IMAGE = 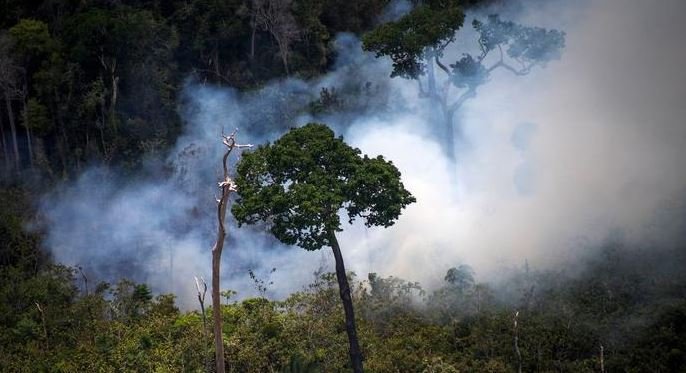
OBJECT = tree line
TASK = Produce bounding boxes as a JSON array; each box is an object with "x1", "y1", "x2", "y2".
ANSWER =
[
  {"x1": 0, "y1": 0, "x2": 393, "y2": 180},
  {"x1": 1, "y1": 186, "x2": 685, "y2": 371}
]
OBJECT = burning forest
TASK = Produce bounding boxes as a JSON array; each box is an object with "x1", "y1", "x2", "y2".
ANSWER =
[{"x1": 1, "y1": 0, "x2": 685, "y2": 371}]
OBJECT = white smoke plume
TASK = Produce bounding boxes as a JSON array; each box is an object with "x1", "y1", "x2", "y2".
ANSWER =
[{"x1": 39, "y1": 0, "x2": 686, "y2": 307}]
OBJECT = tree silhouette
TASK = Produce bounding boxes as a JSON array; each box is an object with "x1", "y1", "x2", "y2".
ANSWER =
[
  {"x1": 233, "y1": 123, "x2": 415, "y2": 372},
  {"x1": 364, "y1": 2, "x2": 565, "y2": 160}
]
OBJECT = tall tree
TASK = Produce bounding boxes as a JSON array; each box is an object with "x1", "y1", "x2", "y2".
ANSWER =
[
  {"x1": 232, "y1": 123, "x2": 416, "y2": 372},
  {"x1": 9, "y1": 19, "x2": 58, "y2": 169},
  {"x1": 211, "y1": 130, "x2": 252, "y2": 373},
  {"x1": 0, "y1": 33, "x2": 22, "y2": 172},
  {"x1": 175, "y1": 0, "x2": 250, "y2": 84},
  {"x1": 363, "y1": 3, "x2": 565, "y2": 160},
  {"x1": 254, "y1": 0, "x2": 300, "y2": 75}
]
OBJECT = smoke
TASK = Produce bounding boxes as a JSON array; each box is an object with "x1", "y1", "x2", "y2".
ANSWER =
[
  {"x1": 39, "y1": 0, "x2": 686, "y2": 307},
  {"x1": 342, "y1": 0, "x2": 686, "y2": 286}
]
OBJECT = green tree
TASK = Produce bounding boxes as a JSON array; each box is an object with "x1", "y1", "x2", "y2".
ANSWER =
[
  {"x1": 444, "y1": 264, "x2": 474, "y2": 293},
  {"x1": 9, "y1": 19, "x2": 63, "y2": 170},
  {"x1": 232, "y1": 123, "x2": 415, "y2": 372},
  {"x1": 364, "y1": 5, "x2": 565, "y2": 160},
  {"x1": 174, "y1": 0, "x2": 251, "y2": 84}
]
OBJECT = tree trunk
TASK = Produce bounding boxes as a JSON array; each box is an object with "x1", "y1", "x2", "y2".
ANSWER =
[
  {"x1": 280, "y1": 43, "x2": 290, "y2": 76},
  {"x1": 426, "y1": 53, "x2": 436, "y2": 96},
  {"x1": 329, "y1": 231, "x2": 364, "y2": 373},
  {"x1": 211, "y1": 143, "x2": 234, "y2": 373},
  {"x1": 4, "y1": 90, "x2": 20, "y2": 171},
  {"x1": 0, "y1": 109, "x2": 9, "y2": 177},
  {"x1": 25, "y1": 125, "x2": 33, "y2": 169},
  {"x1": 599, "y1": 344, "x2": 605, "y2": 373},
  {"x1": 22, "y1": 95, "x2": 33, "y2": 169},
  {"x1": 513, "y1": 311, "x2": 522, "y2": 373},
  {"x1": 211, "y1": 189, "x2": 229, "y2": 373},
  {"x1": 213, "y1": 46, "x2": 221, "y2": 83},
  {"x1": 443, "y1": 107, "x2": 456, "y2": 163},
  {"x1": 109, "y1": 74, "x2": 119, "y2": 132},
  {"x1": 54, "y1": 101, "x2": 69, "y2": 178},
  {"x1": 250, "y1": 16, "x2": 257, "y2": 60}
]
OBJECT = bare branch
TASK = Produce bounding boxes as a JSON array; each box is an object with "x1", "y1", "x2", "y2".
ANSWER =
[
  {"x1": 435, "y1": 56, "x2": 451, "y2": 76},
  {"x1": 487, "y1": 60, "x2": 533, "y2": 76},
  {"x1": 447, "y1": 87, "x2": 477, "y2": 113},
  {"x1": 486, "y1": 46, "x2": 535, "y2": 76}
]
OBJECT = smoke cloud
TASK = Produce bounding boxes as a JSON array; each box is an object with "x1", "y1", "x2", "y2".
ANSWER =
[{"x1": 39, "y1": 0, "x2": 686, "y2": 307}]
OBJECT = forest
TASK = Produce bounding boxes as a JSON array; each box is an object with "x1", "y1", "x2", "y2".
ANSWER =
[{"x1": 1, "y1": 0, "x2": 686, "y2": 372}]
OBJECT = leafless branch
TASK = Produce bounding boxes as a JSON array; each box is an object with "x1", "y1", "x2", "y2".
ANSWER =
[
  {"x1": 435, "y1": 56, "x2": 451, "y2": 76},
  {"x1": 447, "y1": 87, "x2": 476, "y2": 113}
]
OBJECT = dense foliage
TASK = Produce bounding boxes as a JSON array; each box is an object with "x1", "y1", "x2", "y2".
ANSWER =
[
  {"x1": 0, "y1": 0, "x2": 396, "y2": 180},
  {"x1": 2, "y1": 190, "x2": 685, "y2": 371},
  {"x1": 363, "y1": 5, "x2": 565, "y2": 159},
  {"x1": 233, "y1": 123, "x2": 415, "y2": 250},
  {"x1": 1, "y1": 1, "x2": 685, "y2": 372}
]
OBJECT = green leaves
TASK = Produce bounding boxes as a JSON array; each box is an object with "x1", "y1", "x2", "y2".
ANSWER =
[
  {"x1": 474, "y1": 15, "x2": 565, "y2": 65},
  {"x1": 364, "y1": 9, "x2": 565, "y2": 81},
  {"x1": 233, "y1": 123, "x2": 415, "y2": 251},
  {"x1": 21, "y1": 98, "x2": 53, "y2": 136},
  {"x1": 9, "y1": 19, "x2": 56, "y2": 60},
  {"x1": 362, "y1": 0, "x2": 465, "y2": 78}
]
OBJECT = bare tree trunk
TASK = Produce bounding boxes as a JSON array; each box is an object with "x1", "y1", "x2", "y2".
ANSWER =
[
  {"x1": 4, "y1": 90, "x2": 20, "y2": 171},
  {"x1": 195, "y1": 277, "x2": 210, "y2": 373},
  {"x1": 77, "y1": 266, "x2": 89, "y2": 296},
  {"x1": 513, "y1": 311, "x2": 522, "y2": 373},
  {"x1": 50, "y1": 93, "x2": 69, "y2": 178},
  {"x1": 281, "y1": 53, "x2": 290, "y2": 75},
  {"x1": 25, "y1": 125, "x2": 33, "y2": 169},
  {"x1": 275, "y1": 38, "x2": 290, "y2": 75},
  {"x1": 109, "y1": 73, "x2": 119, "y2": 132},
  {"x1": 211, "y1": 132, "x2": 252, "y2": 373},
  {"x1": 426, "y1": 53, "x2": 436, "y2": 96},
  {"x1": 599, "y1": 343, "x2": 605, "y2": 373},
  {"x1": 250, "y1": 15, "x2": 257, "y2": 60},
  {"x1": 329, "y1": 231, "x2": 364, "y2": 373},
  {"x1": 213, "y1": 46, "x2": 221, "y2": 83},
  {"x1": 22, "y1": 104, "x2": 34, "y2": 171},
  {"x1": 443, "y1": 108, "x2": 456, "y2": 163},
  {"x1": 35, "y1": 302, "x2": 49, "y2": 351},
  {"x1": 211, "y1": 186, "x2": 228, "y2": 373},
  {"x1": 0, "y1": 110, "x2": 9, "y2": 177},
  {"x1": 99, "y1": 55, "x2": 118, "y2": 132}
]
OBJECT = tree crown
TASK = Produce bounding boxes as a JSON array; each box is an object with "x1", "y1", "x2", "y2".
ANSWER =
[
  {"x1": 362, "y1": 0, "x2": 465, "y2": 78},
  {"x1": 232, "y1": 123, "x2": 416, "y2": 251},
  {"x1": 363, "y1": 6, "x2": 565, "y2": 81}
]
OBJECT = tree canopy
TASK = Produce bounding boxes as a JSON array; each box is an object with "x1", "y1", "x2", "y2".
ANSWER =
[
  {"x1": 362, "y1": 0, "x2": 465, "y2": 79},
  {"x1": 232, "y1": 123, "x2": 416, "y2": 251},
  {"x1": 363, "y1": 6, "x2": 566, "y2": 159}
]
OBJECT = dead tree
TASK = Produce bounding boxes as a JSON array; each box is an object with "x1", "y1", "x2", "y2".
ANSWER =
[
  {"x1": 255, "y1": 0, "x2": 300, "y2": 75},
  {"x1": 211, "y1": 130, "x2": 252, "y2": 373},
  {"x1": 599, "y1": 343, "x2": 605, "y2": 373},
  {"x1": 513, "y1": 310, "x2": 522, "y2": 373},
  {"x1": 77, "y1": 266, "x2": 89, "y2": 296},
  {"x1": 194, "y1": 276, "x2": 209, "y2": 372},
  {"x1": 35, "y1": 302, "x2": 48, "y2": 351}
]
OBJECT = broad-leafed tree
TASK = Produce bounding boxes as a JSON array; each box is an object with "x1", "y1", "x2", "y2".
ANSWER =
[
  {"x1": 363, "y1": 2, "x2": 565, "y2": 159},
  {"x1": 232, "y1": 123, "x2": 415, "y2": 372}
]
